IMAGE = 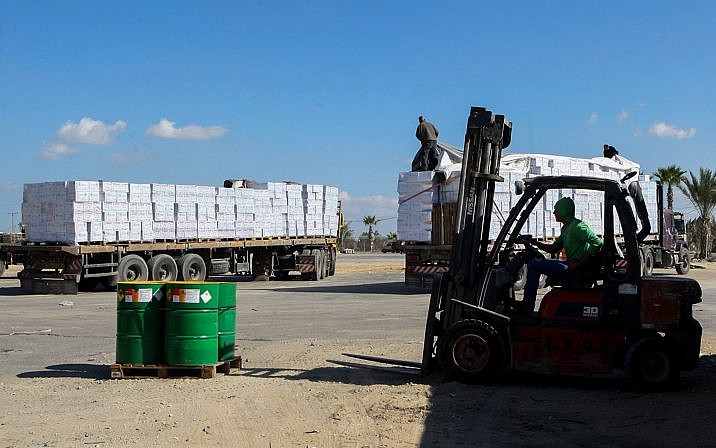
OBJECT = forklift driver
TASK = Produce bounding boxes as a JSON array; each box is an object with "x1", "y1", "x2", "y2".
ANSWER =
[{"x1": 520, "y1": 197, "x2": 604, "y2": 313}]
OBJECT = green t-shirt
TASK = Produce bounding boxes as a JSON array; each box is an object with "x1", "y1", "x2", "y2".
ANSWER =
[{"x1": 552, "y1": 219, "x2": 603, "y2": 262}]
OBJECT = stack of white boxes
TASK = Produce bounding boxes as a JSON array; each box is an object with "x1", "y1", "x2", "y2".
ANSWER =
[
  {"x1": 397, "y1": 172, "x2": 434, "y2": 242},
  {"x1": 323, "y1": 186, "x2": 340, "y2": 236},
  {"x1": 22, "y1": 180, "x2": 340, "y2": 244},
  {"x1": 128, "y1": 183, "x2": 153, "y2": 241},
  {"x1": 303, "y1": 184, "x2": 325, "y2": 236},
  {"x1": 152, "y1": 183, "x2": 176, "y2": 239},
  {"x1": 397, "y1": 153, "x2": 659, "y2": 242},
  {"x1": 235, "y1": 188, "x2": 255, "y2": 238},
  {"x1": 102, "y1": 182, "x2": 130, "y2": 242},
  {"x1": 216, "y1": 187, "x2": 237, "y2": 239},
  {"x1": 286, "y1": 184, "x2": 305, "y2": 237}
]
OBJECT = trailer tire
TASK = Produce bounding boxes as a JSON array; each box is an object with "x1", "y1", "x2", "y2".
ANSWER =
[
  {"x1": 675, "y1": 248, "x2": 690, "y2": 275},
  {"x1": 642, "y1": 247, "x2": 654, "y2": 276},
  {"x1": 322, "y1": 249, "x2": 330, "y2": 279},
  {"x1": 148, "y1": 254, "x2": 178, "y2": 281},
  {"x1": 328, "y1": 247, "x2": 336, "y2": 276},
  {"x1": 117, "y1": 255, "x2": 149, "y2": 282},
  {"x1": 309, "y1": 249, "x2": 322, "y2": 281},
  {"x1": 78, "y1": 277, "x2": 100, "y2": 292},
  {"x1": 178, "y1": 253, "x2": 207, "y2": 281}
]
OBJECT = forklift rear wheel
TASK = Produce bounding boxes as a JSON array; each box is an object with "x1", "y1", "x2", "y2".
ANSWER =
[
  {"x1": 625, "y1": 337, "x2": 678, "y2": 390},
  {"x1": 440, "y1": 319, "x2": 504, "y2": 384},
  {"x1": 675, "y1": 248, "x2": 690, "y2": 275}
]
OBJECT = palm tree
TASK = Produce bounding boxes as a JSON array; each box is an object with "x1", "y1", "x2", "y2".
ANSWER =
[
  {"x1": 363, "y1": 215, "x2": 377, "y2": 251},
  {"x1": 679, "y1": 168, "x2": 716, "y2": 258},
  {"x1": 338, "y1": 222, "x2": 353, "y2": 251},
  {"x1": 386, "y1": 232, "x2": 398, "y2": 241},
  {"x1": 654, "y1": 165, "x2": 686, "y2": 210}
]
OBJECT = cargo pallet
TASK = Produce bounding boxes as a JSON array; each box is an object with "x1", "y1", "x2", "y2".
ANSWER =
[{"x1": 110, "y1": 356, "x2": 242, "y2": 379}]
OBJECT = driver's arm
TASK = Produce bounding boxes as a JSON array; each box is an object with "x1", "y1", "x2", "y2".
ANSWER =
[{"x1": 534, "y1": 237, "x2": 562, "y2": 255}]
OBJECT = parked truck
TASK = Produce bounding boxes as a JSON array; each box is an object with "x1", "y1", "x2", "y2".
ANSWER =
[
  {"x1": 0, "y1": 180, "x2": 340, "y2": 294},
  {"x1": 399, "y1": 161, "x2": 690, "y2": 289}
]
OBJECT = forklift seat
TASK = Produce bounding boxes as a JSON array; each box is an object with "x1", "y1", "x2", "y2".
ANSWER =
[{"x1": 544, "y1": 251, "x2": 603, "y2": 290}]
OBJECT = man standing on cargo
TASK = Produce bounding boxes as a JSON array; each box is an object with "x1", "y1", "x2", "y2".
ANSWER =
[
  {"x1": 520, "y1": 197, "x2": 603, "y2": 314},
  {"x1": 411, "y1": 116, "x2": 440, "y2": 171}
]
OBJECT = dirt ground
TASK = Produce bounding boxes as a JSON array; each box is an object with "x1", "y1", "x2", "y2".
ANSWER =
[{"x1": 1, "y1": 256, "x2": 715, "y2": 448}]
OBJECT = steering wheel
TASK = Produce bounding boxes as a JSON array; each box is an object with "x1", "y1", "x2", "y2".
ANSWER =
[{"x1": 516, "y1": 234, "x2": 545, "y2": 261}]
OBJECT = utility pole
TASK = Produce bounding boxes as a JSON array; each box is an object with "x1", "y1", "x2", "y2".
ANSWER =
[{"x1": 8, "y1": 212, "x2": 18, "y2": 243}]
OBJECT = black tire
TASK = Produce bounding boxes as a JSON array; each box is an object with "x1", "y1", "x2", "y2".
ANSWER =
[
  {"x1": 178, "y1": 253, "x2": 207, "y2": 281},
  {"x1": 625, "y1": 337, "x2": 679, "y2": 390},
  {"x1": 148, "y1": 254, "x2": 178, "y2": 281},
  {"x1": 313, "y1": 249, "x2": 325, "y2": 280},
  {"x1": 322, "y1": 249, "x2": 330, "y2": 278},
  {"x1": 439, "y1": 319, "x2": 505, "y2": 384},
  {"x1": 117, "y1": 254, "x2": 149, "y2": 282},
  {"x1": 328, "y1": 247, "x2": 336, "y2": 276},
  {"x1": 78, "y1": 276, "x2": 100, "y2": 292},
  {"x1": 101, "y1": 275, "x2": 118, "y2": 290},
  {"x1": 642, "y1": 248, "x2": 654, "y2": 276},
  {"x1": 675, "y1": 248, "x2": 690, "y2": 275},
  {"x1": 513, "y1": 264, "x2": 527, "y2": 291}
]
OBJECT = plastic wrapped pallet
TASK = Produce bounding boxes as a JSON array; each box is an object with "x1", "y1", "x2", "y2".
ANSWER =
[{"x1": 398, "y1": 150, "x2": 658, "y2": 242}]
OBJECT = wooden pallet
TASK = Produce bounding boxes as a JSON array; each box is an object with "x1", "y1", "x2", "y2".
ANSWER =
[{"x1": 110, "y1": 356, "x2": 242, "y2": 379}]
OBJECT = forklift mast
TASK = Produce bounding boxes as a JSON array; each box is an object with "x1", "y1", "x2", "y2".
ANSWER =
[{"x1": 446, "y1": 107, "x2": 512, "y2": 307}]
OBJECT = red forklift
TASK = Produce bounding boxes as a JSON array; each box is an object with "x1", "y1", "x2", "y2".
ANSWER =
[{"x1": 339, "y1": 106, "x2": 702, "y2": 389}]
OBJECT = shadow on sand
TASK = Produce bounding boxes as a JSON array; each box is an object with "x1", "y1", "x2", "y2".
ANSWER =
[{"x1": 17, "y1": 363, "x2": 109, "y2": 379}]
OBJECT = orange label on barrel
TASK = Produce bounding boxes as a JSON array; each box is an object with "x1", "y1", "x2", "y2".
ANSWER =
[{"x1": 171, "y1": 288, "x2": 200, "y2": 303}]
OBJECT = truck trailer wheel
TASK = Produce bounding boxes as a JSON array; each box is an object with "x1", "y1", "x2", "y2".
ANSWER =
[
  {"x1": 311, "y1": 249, "x2": 323, "y2": 280},
  {"x1": 439, "y1": 319, "x2": 505, "y2": 384},
  {"x1": 322, "y1": 249, "x2": 330, "y2": 278},
  {"x1": 675, "y1": 248, "x2": 690, "y2": 275},
  {"x1": 328, "y1": 247, "x2": 336, "y2": 276},
  {"x1": 178, "y1": 253, "x2": 207, "y2": 281},
  {"x1": 625, "y1": 336, "x2": 679, "y2": 390},
  {"x1": 642, "y1": 248, "x2": 654, "y2": 276},
  {"x1": 148, "y1": 254, "x2": 178, "y2": 281},
  {"x1": 117, "y1": 255, "x2": 149, "y2": 282}
]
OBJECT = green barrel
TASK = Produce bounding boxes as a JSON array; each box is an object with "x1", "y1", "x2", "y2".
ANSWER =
[
  {"x1": 165, "y1": 282, "x2": 220, "y2": 365},
  {"x1": 218, "y1": 282, "x2": 237, "y2": 361},
  {"x1": 116, "y1": 281, "x2": 165, "y2": 365}
]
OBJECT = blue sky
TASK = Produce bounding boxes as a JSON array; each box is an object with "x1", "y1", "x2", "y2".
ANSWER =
[{"x1": 1, "y1": 1, "x2": 713, "y2": 235}]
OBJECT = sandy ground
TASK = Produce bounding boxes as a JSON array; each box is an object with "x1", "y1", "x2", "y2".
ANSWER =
[{"x1": 1, "y1": 256, "x2": 715, "y2": 448}]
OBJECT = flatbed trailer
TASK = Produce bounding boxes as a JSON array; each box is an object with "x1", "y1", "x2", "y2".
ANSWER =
[{"x1": 0, "y1": 236, "x2": 337, "y2": 294}]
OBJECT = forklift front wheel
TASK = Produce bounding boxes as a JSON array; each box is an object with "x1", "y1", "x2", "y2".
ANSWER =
[
  {"x1": 625, "y1": 337, "x2": 679, "y2": 390},
  {"x1": 440, "y1": 319, "x2": 504, "y2": 384}
]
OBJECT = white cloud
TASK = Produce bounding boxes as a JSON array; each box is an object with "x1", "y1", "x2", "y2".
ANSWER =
[
  {"x1": 57, "y1": 117, "x2": 126, "y2": 145},
  {"x1": 110, "y1": 151, "x2": 149, "y2": 164},
  {"x1": 40, "y1": 142, "x2": 80, "y2": 160},
  {"x1": 146, "y1": 118, "x2": 227, "y2": 140},
  {"x1": 616, "y1": 110, "x2": 630, "y2": 124},
  {"x1": 339, "y1": 191, "x2": 398, "y2": 232},
  {"x1": 586, "y1": 113, "x2": 599, "y2": 125},
  {"x1": 649, "y1": 122, "x2": 696, "y2": 140}
]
